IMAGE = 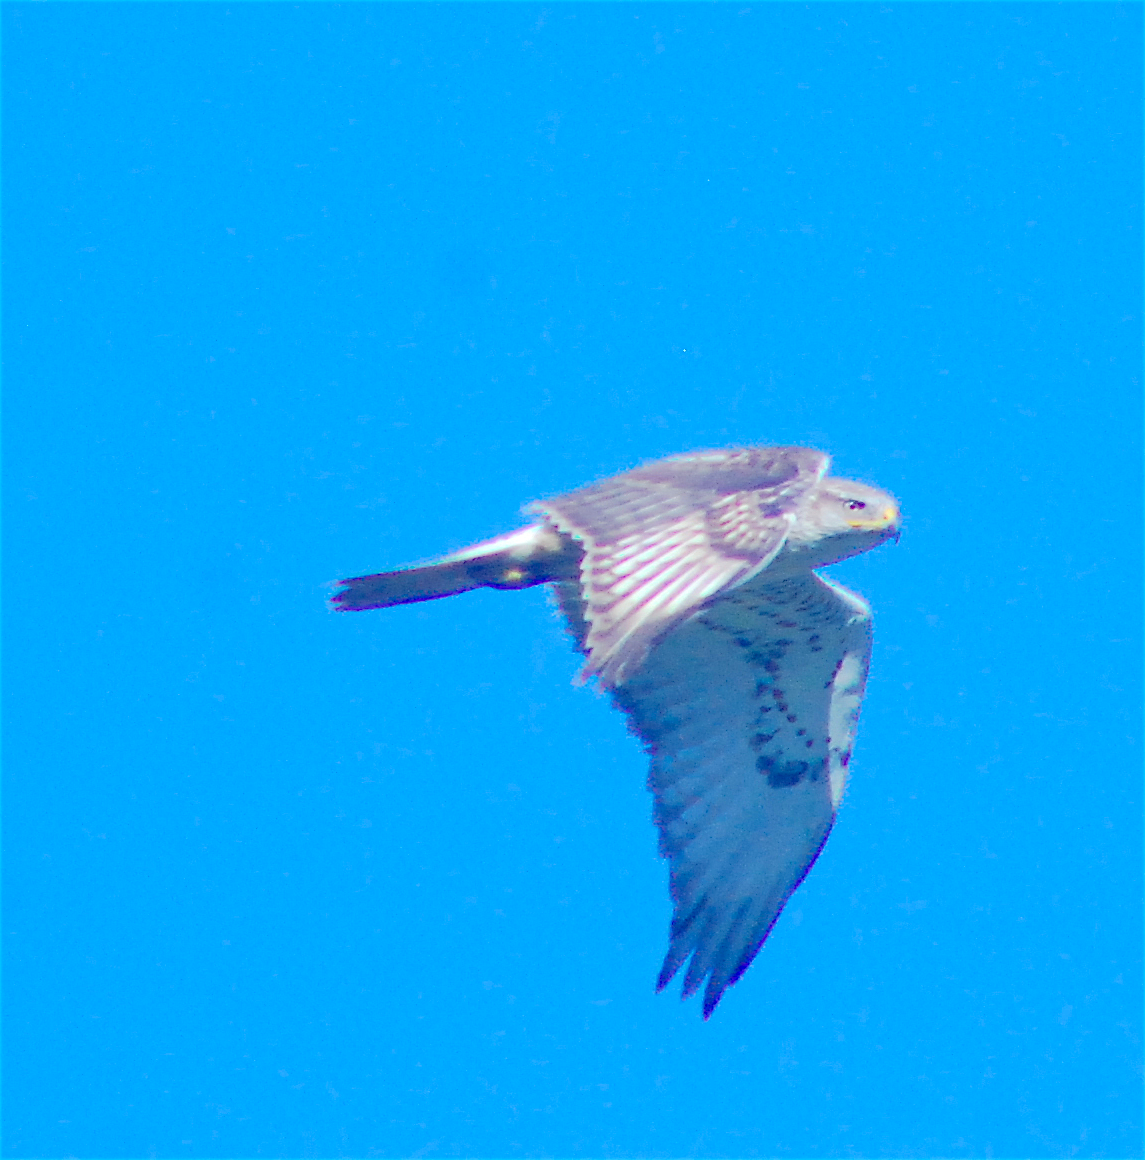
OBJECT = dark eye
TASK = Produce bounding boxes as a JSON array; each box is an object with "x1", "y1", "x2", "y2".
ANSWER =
[{"x1": 846, "y1": 500, "x2": 867, "y2": 511}]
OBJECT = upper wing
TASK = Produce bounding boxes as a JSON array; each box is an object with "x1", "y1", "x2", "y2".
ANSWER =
[
  {"x1": 613, "y1": 570, "x2": 873, "y2": 1017},
  {"x1": 533, "y1": 446, "x2": 829, "y2": 685}
]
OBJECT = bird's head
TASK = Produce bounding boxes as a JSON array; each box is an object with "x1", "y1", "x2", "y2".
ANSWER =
[{"x1": 786, "y1": 476, "x2": 901, "y2": 567}]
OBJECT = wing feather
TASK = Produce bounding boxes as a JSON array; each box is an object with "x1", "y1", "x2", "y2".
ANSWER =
[
  {"x1": 532, "y1": 447, "x2": 829, "y2": 684},
  {"x1": 614, "y1": 571, "x2": 873, "y2": 1017},
  {"x1": 605, "y1": 538, "x2": 707, "y2": 600},
  {"x1": 331, "y1": 443, "x2": 893, "y2": 1020}
]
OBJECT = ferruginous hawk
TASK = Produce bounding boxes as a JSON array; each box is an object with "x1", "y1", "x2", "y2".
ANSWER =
[{"x1": 332, "y1": 445, "x2": 900, "y2": 1017}]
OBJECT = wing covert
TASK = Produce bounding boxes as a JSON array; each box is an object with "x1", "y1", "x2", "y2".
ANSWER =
[{"x1": 533, "y1": 446, "x2": 829, "y2": 685}]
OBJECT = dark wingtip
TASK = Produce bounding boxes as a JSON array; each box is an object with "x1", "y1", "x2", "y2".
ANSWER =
[
  {"x1": 656, "y1": 945, "x2": 687, "y2": 994},
  {"x1": 657, "y1": 961, "x2": 724, "y2": 1019},
  {"x1": 702, "y1": 982, "x2": 726, "y2": 1020}
]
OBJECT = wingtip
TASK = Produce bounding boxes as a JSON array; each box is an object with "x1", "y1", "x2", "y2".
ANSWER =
[
  {"x1": 656, "y1": 962, "x2": 726, "y2": 1020},
  {"x1": 656, "y1": 942, "x2": 689, "y2": 994},
  {"x1": 702, "y1": 974, "x2": 732, "y2": 1019}
]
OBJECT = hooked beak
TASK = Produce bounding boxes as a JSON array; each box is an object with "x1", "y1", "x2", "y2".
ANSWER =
[{"x1": 847, "y1": 504, "x2": 900, "y2": 532}]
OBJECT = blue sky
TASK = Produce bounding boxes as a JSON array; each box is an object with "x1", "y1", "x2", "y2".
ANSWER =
[{"x1": 3, "y1": 4, "x2": 1140, "y2": 1158}]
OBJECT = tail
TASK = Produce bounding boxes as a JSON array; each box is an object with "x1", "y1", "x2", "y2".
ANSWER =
[{"x1": 330, "y1": 524, "x2": 581, "y2": 612}]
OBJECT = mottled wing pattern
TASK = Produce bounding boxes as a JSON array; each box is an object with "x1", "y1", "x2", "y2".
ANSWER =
[
  {"x1": 614, "y1": 571, "x2": 873, "y2": 1017},
  {"x1": 533, "y1": 447, "x2": 829, "y2": 685}
]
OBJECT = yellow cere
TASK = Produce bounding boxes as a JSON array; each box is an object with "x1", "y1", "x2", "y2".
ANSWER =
[{"x1": 848, "y1": 505, "x2": 899, "y2": 530}]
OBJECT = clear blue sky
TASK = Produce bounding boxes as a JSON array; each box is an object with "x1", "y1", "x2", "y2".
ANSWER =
[{"x1": 4, "y1": 4, "x2": 1140, "y2": 1158}]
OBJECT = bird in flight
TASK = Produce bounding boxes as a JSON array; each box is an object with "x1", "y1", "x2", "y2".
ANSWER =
[{"x1": 332, "y1": 445, "x2": 900, "y2": 1017}]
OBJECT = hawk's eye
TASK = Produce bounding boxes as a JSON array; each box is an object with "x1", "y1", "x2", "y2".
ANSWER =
[{"x1": 846, "y1": 500, "x2": 867, "y2": 511}]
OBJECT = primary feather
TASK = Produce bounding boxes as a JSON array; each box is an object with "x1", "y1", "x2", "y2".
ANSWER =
[{"x1": 331, "y1": 444, "x2": 900, "y2": 1016}]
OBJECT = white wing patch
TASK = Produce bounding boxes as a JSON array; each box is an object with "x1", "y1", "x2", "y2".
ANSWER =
[{"x1": 613, "y1": 571, "x2": 873, "y2": 1017}]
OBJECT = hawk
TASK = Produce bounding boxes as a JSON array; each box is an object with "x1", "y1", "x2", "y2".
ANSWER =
[{"x1": 332, "y1": 445, "x2": 900, "y2": 1017}]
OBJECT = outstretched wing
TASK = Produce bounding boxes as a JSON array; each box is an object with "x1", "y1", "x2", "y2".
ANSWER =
[
  {"x1": 533, "y1": 446, "x2": 829, "y2": 685},
  {"x1": 614, "y1": 570, "x2": 873, "y2": 1018}
]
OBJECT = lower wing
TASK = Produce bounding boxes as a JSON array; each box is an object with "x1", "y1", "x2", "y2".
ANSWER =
[{"x1": 614, "y1": 570, "x2": 873, "y2": 1017}]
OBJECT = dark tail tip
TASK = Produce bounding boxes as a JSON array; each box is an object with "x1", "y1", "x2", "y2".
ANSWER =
[
  {"x1": 329, "y1": 561, "x2": 488, "y2": 612},
  {"x1": 329, "y1": 574, "x2": 396, "y2": 612}
]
